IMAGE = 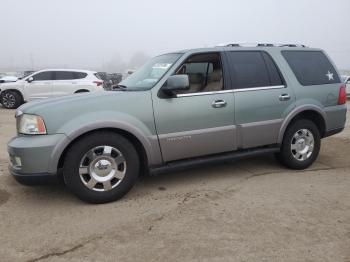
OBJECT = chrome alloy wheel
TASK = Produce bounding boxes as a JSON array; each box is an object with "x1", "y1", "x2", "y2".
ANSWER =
[
  {"x1": 2, "y1": 93, "x2": 16, "y2": 108},
  {"x1": 79, "y1": 145, "x2": 126, "y2": 192},
  {"x1": 290, "y1": 129, "x2": 314, "y2": 161}
]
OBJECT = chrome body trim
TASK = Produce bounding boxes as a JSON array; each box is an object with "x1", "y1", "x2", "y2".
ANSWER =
[
  {"x1": 176, "y1": 85, "x2": 285, "y2": 97},
  {"x1": 234, "y1": 85, "x2": 285, "y2": 92},
  {"x1": 176, "y1": 90, "x2": 234, "y2": 97}
]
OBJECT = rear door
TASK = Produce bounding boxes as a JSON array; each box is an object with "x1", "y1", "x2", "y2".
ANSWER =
[
  {"x1": 24, "y1": 71, "x2": 54, "y2": 100},
  {"x1": 225, "y1": 51, "x2": 295, "y2": 148},
  {"x1": 281, "y1": 50, "x2": 344, "y2": 130},
  {"x1": 153, "y1": 52, "x2": 237, "y2": 162},
  {"x1": 51, "y1": 71, "x2": 80, "y2": 96}
]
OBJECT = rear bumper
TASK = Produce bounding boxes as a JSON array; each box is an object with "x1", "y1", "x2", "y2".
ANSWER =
[
  {"x1": 324, "y1": 104, "x2": 347, "y2": 136},
  {"x1": 323, "y1": 127, "x2": 345, "y2": 138}
]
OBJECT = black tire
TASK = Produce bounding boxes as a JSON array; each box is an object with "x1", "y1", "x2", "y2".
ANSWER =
[
  {"x1": 62, "y1": 131, "x2": 140, "y2": 204},
  {"x1": 1, "y1": 90, "x2": 23, "y2": 109},
  {"x1": 275, "y1": 119, "x2": 320, "y2": 170}
]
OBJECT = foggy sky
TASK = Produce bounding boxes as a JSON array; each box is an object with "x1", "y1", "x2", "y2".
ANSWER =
[{"x1": 1, "y1": 0, "x2": 350, "y2": 72}]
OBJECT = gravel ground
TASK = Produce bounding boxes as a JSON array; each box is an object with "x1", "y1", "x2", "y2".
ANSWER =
[{"x1": 0, "y1": 102, "x2": 349, "y2": 262}]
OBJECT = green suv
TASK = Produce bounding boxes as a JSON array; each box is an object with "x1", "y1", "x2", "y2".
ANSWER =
[{"x1": 8, "y1": 44, "x2": 347, "y2": 203}]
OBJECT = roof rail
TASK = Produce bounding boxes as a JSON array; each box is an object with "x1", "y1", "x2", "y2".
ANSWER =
[
  {"x1": 216, "y1": 43, "x2": 307, "y2": 48},
  {"x1": 279, "y1": 44, "x2": 307, "y2": 47}
]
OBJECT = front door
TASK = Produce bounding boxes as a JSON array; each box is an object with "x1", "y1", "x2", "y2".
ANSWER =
[
  {"x1": 24, "y1": 71, "x2": 54, "y2": 101},
  {"x1": 153, "y1": 52, "x2": 237, "y2": 162}
]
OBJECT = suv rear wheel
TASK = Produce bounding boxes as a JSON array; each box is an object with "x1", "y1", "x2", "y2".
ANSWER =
[
  {"x1": 1, "y1": 90, "x2": 22, "y2": 109},
  {"x1": 276, "y1": 119, "x2": 320, "y2": 169},
  {"x1": 63, "y1": 131, "x2": 140, "y2": 203}
]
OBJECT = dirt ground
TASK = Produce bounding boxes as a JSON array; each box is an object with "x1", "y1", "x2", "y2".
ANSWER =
[{"x1": 0, "y1": 103, "x2": 349, "y2": 262}]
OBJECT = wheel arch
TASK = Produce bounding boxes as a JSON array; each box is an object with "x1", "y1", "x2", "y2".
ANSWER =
[
  {"x1": 57, "y1": 127, "x2": 151, "y2": 178},
  {"x1": 278, "y1": 105, "x2": 327, "y2": 143}
]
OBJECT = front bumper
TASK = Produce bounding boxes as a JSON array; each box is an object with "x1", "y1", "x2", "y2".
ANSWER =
[
  {"x1": 9, "y1": 168, "x2": 60, "y2": 185},
  {"x1": 7, "y1": 133, "x2": 70, "y2": 181}
]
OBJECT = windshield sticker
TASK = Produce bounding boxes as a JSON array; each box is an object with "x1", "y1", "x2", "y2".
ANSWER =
[{"x1": 153, "y1": 63, "x2": 172, "y2": 69}]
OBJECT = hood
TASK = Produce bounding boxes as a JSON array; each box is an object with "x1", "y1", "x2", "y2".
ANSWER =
[
  {"x1": 17, "y1": 90, "x2": 154, "y2": 134},
  {"x1": 18, "y1": 91, "x2": 100, "y2": 112},
  {"x1": 19, "y1": 90, "x2": 150, "y2": 115},
  {"x1": 0, "y1": 79, "x2": 22, "y2": 87},
  {"x1": 0, "y1": 76, "x2": 18, "y2": 82}
]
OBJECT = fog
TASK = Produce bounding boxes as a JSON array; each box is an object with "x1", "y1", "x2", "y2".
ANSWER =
[{"x1": 1, "y1": 0, "x2": 350, "y2": 72}]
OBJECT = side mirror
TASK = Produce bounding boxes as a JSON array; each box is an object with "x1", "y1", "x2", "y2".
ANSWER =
[
  {"x1": 27, "y1": 77, "x2": 34, "y2": 83},
  {"x1": 162, "y1": 75, "x2": 189, "y2": 97}
]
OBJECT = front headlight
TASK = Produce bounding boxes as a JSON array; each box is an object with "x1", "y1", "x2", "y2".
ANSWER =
[{"x1": 17, "y1": 114, "x2": 47, "y2": 135}]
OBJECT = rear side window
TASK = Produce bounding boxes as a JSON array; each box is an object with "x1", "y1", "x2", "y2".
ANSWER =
[
  {"x1": 54, "y1": 71, "x2": 76, "y2": 80},
  {"x1": 74, "y1": 72, "x2": 87, "y2": 79},
  {"x1": 32, "y1": 71, "x2": 54, "y2": 81},
  {"x1": 282, "y1": 51, "x2": 340, "y2": 86},
  {"x1": 226, "y1": 51, "x2": 282, "y2": 89}
]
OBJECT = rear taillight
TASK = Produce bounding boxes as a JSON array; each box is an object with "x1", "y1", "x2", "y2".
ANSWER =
[
  {"x1": 93, "y1": 80, "x2": 103, "y2": 87},
  {"x1": 338, "y1": 85, "x2": 346, "y2": 105}
]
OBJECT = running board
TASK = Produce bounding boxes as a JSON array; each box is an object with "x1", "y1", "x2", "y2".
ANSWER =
[{"x1": 150, "y1": 147, "x2": 280, "y2": 175}]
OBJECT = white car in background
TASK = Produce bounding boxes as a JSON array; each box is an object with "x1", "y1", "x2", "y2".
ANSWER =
[
  {"x1": 0, "y1": 76, "x2": 18, "y2": 84},
  {"x1": 0, "y1": 69, "x2": 104, "y2": 109},
  {"x1": 343, "y1": 76, "x2": 350, "y2": 98}
]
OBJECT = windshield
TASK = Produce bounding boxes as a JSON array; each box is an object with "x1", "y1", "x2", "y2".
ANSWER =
[
  {"x1": 119, "y1": 53, "x2": 182, "y2": 90},
  {"x1": 19, "y1": 71, "x2": 36, "y2": 80}
]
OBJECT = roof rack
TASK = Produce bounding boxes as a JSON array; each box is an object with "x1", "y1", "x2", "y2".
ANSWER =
[{"x1": 216, "y1": 43, "x2": 307, "y2": 48}]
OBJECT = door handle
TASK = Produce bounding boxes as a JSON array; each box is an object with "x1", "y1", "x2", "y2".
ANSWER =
[
  {"x1": 212, "y1": 99, "x2": 227, "y2": 108},
  {"x1": 279, "y1": 94, "x2": 291, "y2": 101}
]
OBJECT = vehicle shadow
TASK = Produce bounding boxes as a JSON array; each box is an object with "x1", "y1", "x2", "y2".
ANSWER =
[
  {"x1": 2, "y1": 154, "x2": 281, "y2": 205},
  {"x1": 3, "y1": 139, "x2": 347, "y2": 206}
]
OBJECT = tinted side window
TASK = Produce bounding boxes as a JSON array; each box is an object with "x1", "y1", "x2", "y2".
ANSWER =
[
  {"x1": 74, "y1": 72, "x2": 87, "y2": 79},
  {"x1": 226, "y1": 51, "x2": 270, "y2": 89},
  {"x1": 175, "y1": 52, "x2": 223, "y2": 94},
  {"x1": 282, "y1": 51, "x2": 340, "y2": 86},
  {"x1": 32, "y1": 71, "x2": 54, "y2": 81},
  {"x1": 54, "y1": 71, "x2": 76, "y2": 80},
  {"x1": 262, "y1": 52, "x2": 284, "y2": 86}
]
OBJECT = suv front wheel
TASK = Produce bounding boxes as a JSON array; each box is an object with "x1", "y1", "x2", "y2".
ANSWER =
[
  {"x1": 63, "y1": 131, "x2": 140, "y2": 203},
  {"x1": 276, "y1": 119, "x2": 320, "y2": 170}
]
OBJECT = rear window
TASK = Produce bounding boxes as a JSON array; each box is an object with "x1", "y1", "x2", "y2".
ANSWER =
[
  {"x1": 94, "y1": 73, "x2": 103, "y2": 80},
  {"x1": 282, "y1": 51, "x2": 340, "y2": 86}
]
